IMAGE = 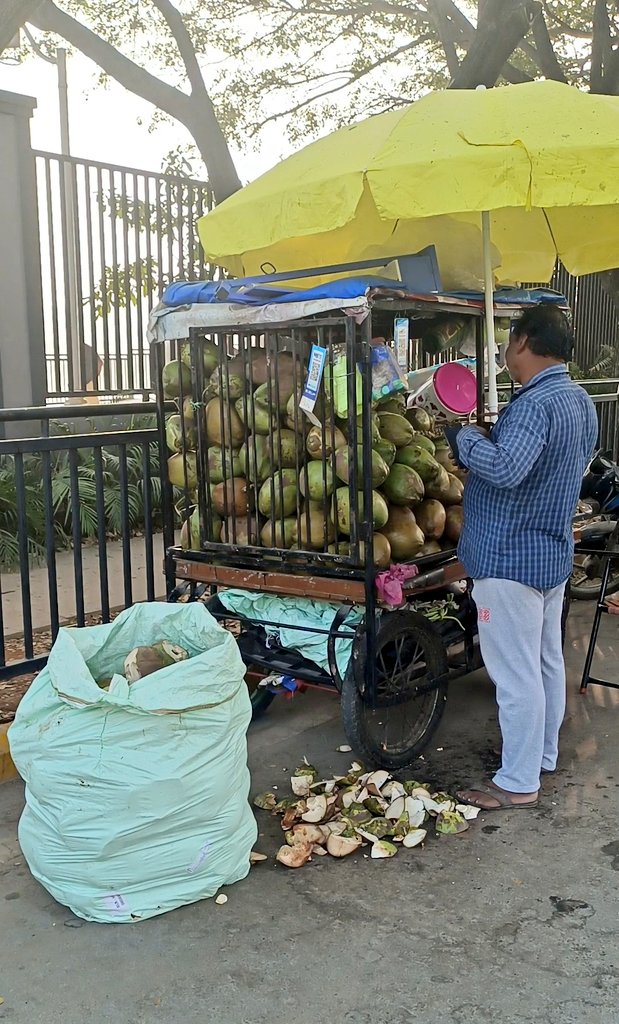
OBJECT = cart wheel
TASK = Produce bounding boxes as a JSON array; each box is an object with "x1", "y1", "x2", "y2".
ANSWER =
[
  {"x1": 340, "y1": 610, "x2": 448, "y2": 770},
  {"x1": 245, "y1": 665, "x2": 275, "y2": 720}
]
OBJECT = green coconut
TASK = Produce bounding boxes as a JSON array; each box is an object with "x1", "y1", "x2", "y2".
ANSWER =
[
  {"x1": 258, "y1": 470, "x2": 299, "y2": 518},
  {"x1": 405, "y1": 406, "x2": 435, "y2": 433},
  {"x1": 168, "y1": 451, "x2": 198, "y2": 490},
  {"x1": 260, "y1": 517, "x2": 297, "y2": 548},
  {"x1": 374, "y1": 439, "x2": 397, "y2": 468},
  {"x1": 335, "y1": 446, "x2": 389, "y2": 489},
  {"x1": 269, "y1": 428, "x2": 300, "y2": 469},
  {"x1": 235, "y1": 396, "x2": 279, "y2": 435},
  {"x1": 179, "y1": 338, "x2": 219, "y2": 376},
  {"x1": 240, "y1": 435, "x2": 272, "y2": 484},
  {"x1": 209, "y1": 365, "x2": 246, "y2": 400},
  {"x1": 300, "y1": 461, "x2": 335, "y2": 502},
  {"x1": 377, "y1": 412, "x2": 415, "y2": 448},
  {"x1": 165, "y1": 414, "x2": 196, "y2": 453},
  {"x1": 161, "y1": 360, "x2": 192, "y2": 399},
  {"x1": 334, "y1": 487, "x2": 389, "y2": 534},
  {"x1": 381, "y1": 464, "x2": 425, "y2": 506},
  {"x1": 207, "y1": 446, "x2": 243, "y2": 485},
  {"x1": 205, "y1": 398, "x2": 246, "y2": 448},
  {"x1": 306, "y1": 425, "x2": 347, "y2": 461}
]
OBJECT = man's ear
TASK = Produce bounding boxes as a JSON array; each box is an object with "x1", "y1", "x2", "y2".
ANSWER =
[{"x1": 514, "y1": 334, "x2": 529, "y2": 354}]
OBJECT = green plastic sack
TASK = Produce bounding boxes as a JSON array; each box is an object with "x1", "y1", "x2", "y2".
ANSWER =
[{"x1": 9, "y1": 602, "x2": 256, "y2": 923}]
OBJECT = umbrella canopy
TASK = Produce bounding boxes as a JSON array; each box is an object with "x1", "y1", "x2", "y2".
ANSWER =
[{"x1": 198, "y1": 81, "x2": 619, "y2": 291}]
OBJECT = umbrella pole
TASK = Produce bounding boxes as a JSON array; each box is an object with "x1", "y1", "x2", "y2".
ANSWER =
[{"x1": 482, "y1": 210, "x2": 499, "y2": 420}]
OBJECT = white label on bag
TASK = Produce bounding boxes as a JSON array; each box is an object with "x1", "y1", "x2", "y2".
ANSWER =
[
  {"x1": 187, "y1": 841, "x2": 211, "y2": 874},
  {"x1": 103, "y1": 893, "x2": 130, "y2": 914}
]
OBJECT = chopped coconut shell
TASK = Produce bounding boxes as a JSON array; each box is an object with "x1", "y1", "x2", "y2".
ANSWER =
[
  {"x1": 276, "y1": 841, "x2": 313, "y2": 868},
  {"x1": 326, "y1": 833, "x2": 362, "y2": 858},
  {"x1": 371, "y1": 839, "x2": 398, "y2": 859}
]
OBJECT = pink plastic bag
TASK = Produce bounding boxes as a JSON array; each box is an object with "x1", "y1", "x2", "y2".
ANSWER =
[{"x1": 375, "y1": 564, "x2": 419, "y2": 607}]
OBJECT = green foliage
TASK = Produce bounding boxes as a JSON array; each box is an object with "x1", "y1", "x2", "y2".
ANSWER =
[
  {"x1": 88, "y1": 180, "x2": 207, "y2": 316},
  {"x1": 89, "y1": 260, "x2": 161, "y2": 318},
  {"x1": 0, "y1": 456, "x2": 49, "y2": 569},
  {"x1": 25, "y1": 1, "x2": 616, "y2": 168},
  {"x1": 588, "y1": 344, "x2": 619, "y2": 379},
  {"x1": 570, "y1": 344, "x2": 619, "y2": 395},
  {"x1": 0, "y1": 426, "x2": 162, "y2": 571}
]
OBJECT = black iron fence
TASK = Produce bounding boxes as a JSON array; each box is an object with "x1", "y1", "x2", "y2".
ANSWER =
[
  {"x1": 0, "y1": 402, "x2": 169, "y2": 683},
  {"x1": 585, "y1": 379, "x2": 619, "y2": 459},
  {"x1": 32, "y1": 147, "x2": 616, "y2": 399},
  {"x1": 35, "y1": 152, "x2": 213, "y2": 399},
  {"x1": 0, "y1": 380, "x2": 616, "y2": 688},
  {"x1": 549, "y1": 265, "x2": 618, "y2": 373}
]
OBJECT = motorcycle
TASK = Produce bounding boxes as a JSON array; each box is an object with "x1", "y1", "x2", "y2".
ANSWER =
[{"x1": 570, "y1": 449, "x2": 619, "y2": 600}]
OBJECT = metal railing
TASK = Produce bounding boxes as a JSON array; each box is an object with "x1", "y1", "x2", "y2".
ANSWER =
[
  {"x1": 497, "y1": 378, "x2": 619, "y2": 459},
  {"x1": 0, "y1": 402, "x2": 168, "y2": 682},
  {"x1": 581, "y1": 379, "x2": 619, "y2": 459},
  {"x1": 45, "y1": 352, "x2": 150, "y2": 398},
  {"x1": 35, "y1": 152, "x2": 213, "y2": 398},
  {"x1": 0, "y1": 377, "x2": 615, "y2": 687},
  {"x1": 549, "y1": 265, "x2": 618, "y2": 373}
]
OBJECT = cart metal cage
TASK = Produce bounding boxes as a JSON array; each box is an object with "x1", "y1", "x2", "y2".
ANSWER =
[{"x1": 150, "y1": 290, "x2": 490, "y2": 767}]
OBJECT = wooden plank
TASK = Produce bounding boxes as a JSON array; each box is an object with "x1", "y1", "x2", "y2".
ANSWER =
[{"x1": 173, "y1": 558, "x2": 367, "y2": 603}]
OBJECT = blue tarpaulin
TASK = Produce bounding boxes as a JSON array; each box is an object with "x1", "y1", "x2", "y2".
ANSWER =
[
  {"x1": 444, "y1": 287, "x2": 567, "y2": 306},
  {"x1": 162, "y1": 276, "x2": 405, "y2": 308},
  {"x1": 163, "y1": 277, "x2": 567, "y2": 311}
]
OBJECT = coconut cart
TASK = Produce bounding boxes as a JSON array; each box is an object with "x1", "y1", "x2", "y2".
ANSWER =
[{"x1": 151, "y1": 272, "x2": 568, "y2": 769}]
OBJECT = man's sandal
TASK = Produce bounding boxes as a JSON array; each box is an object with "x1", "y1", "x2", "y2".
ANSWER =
[{"x1": 456, "y1": 779, "x2": 539, "y2": 811}]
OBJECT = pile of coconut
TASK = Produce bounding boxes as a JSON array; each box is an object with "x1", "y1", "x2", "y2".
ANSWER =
[
  {"x1": 96, "y1": 641, "x2": 190, "y2": 689},
  {"x1": 254, "y1": 759, "x2": 480, "y2": 868}
]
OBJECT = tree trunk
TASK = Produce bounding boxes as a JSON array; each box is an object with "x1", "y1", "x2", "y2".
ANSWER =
[
  {"x1": 449, "y1": 0, "x2": 541, "y2": 88},
  {"x1": 29, "y1": 0, "x2": 242, "y2": 202},
  {"x1": 184, "y1": 107, "x2": 242, "y2": 203},
  {"x1": 0, "y1": 0, "x2": 44, "y2": 51}
]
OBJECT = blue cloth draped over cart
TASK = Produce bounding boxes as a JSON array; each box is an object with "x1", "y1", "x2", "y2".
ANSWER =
[
  {"x1": 163, "y1": 277, "x2": 567, "y2": 310},
  {"x1": 444, "y1": 287, "x2": 566, "y2": 306},
  {"x1": 162, "y1": 276, "x2": 404, "y2": 308}
]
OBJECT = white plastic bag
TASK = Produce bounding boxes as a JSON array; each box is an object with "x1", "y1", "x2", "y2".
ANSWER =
[{"x1": 9, "y1": 602, "x2": 256, "y2": 923}]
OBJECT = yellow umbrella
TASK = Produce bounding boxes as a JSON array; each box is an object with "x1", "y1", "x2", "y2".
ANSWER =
[{"x1": 198, "y1": 81, "x2": 619, "y2": 413}]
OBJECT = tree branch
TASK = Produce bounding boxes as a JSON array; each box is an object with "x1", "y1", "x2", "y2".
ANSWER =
[
  {"x1": 541, "y1": 1, "x2": 595, "y2": 40},
  {"x1": 530, "y1": 9, "x2": 567, "y2": 81},
  {"x1": 149, "y1": 0, "x2": 206, "y2": 98},
  {"x1": 501, "y1": 62, "x2": 534, "y2": 83},
  {"x1": 450, "y1": 0, "x2": 541, "y2": 88},
  {"x1": 428, "y1": 0, "x2": 533, "y2": 86},
  {"x1": 252, "y1": 36, "x2": 429, "y2": 131},
  {"x1": 429, "y1": 0, "x2": 461, "y2": 77},
  {"x1": 0, "y1": 0, "x2": 44, "y2": 51},
  {"x1": 591, "y1": 0, "x2": 612, "y2": 92},
  {"x1": 30, "y1": 0, "x2": 193, "y2": 115},
  {"x1": 28, "y1": 0, "x2": 241, "y2": 199}
]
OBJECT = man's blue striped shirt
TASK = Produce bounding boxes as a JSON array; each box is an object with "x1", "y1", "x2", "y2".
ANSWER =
[{"x1": 457, "y1": 365, "x2": 598, "y2": 589}]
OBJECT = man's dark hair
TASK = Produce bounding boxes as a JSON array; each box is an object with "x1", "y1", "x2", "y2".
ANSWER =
[{"x1": 511, "y1": 303, "x2": 573, "y2": 362}]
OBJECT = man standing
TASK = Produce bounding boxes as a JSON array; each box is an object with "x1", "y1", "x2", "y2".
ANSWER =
[{"x1": 454, "y1": 304, "x2": 597, "y2": 810}]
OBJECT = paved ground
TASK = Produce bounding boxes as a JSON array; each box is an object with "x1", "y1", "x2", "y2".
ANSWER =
[
  {"x1": 2, "y1": 536, "x2": 168, "y2": 638},
  {"x1": 1, "y1": 602, "x2": 618, "y2": 1024}
]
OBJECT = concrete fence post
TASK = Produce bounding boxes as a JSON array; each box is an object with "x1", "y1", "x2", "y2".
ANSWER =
[{"x1": 0, "y1": 90, "x2": 47, "y2": 433}]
